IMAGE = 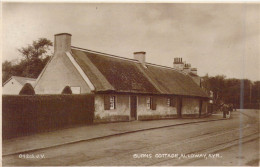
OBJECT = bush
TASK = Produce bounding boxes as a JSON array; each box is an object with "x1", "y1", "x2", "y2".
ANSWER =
[
  {"x1": 2, "y1": 94, "x2": 94, "y2": 139},
  {"x1": 19, "y1": 83, "x2": 35, "y2": 95},
  {"x1": 61, "y1": 86, "x2": 72, "y2": 94}
]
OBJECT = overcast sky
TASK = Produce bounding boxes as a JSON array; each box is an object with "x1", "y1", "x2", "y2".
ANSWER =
[{"x1": 2, "y1": 3, "x2": 260, "y2": 81}]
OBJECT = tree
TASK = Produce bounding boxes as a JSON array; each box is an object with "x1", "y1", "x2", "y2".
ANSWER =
[
  {"x1": 2, "y1": 61, "x2": 13, "y2": 85},
  {"x1": 61, "y1": 86, "x2": 72, "y2": 94},
  {"x1": 202, "y1": 75, "x2": 260, "y2": 109},
  {"x1": 2, "y1": 38, "x2": 53, "y2": 84},
  {"x1": 18, "y1": 38, "x2": 52, "y2": 61},
  {"x1": 19, "y1": 83, "x2": 35, "y2": 95},
  {"x1": 17, "y1": 38, "x2": 53, "y2": 78},
  {"x1": 201, "y1": 75, "x2": 226, "y2": 107}
]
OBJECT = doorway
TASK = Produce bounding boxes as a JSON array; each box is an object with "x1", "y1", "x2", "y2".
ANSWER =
[
  {"x1": 177, "y1": 97, "x2": 182, "y2": 118},
  {"x1": 130, "y1": 96, "x2": 137, "y2": 120},
  {"x1": 199, "y1": 100, "x2": 202, "y2": 117}
]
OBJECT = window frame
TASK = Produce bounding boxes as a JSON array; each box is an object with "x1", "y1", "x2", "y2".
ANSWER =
[
  {"x1": 167, "y1": 98, "x2": 171, "y2": 107},
  {"x1": 109, "y1": 96, "x2": 116, "y2": 110},
  {"x1": 146, "y1": 97, "x2": 152, "y2": 109}
]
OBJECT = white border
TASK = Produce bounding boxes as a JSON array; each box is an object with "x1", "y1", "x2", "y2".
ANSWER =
[{"x1": 1, "y1": 0, "x2": 260, "y2": 2}]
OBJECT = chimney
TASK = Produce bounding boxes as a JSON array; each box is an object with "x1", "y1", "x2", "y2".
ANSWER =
[
  {"x1": 190, "y1": 68, "x2": 197, "y2": 75},
  {"x1": 173, "y1": 57, "x2": 184, "y2": 70},
  {"x1": 134, "y1": 51, "x2": 146, "y2": 65},
  {"x1": 183, "y1": 63, "x2": 191, "y2": 73},
  {"x1": 54, "y1": 33, "x2": 72, "y2": 53}
]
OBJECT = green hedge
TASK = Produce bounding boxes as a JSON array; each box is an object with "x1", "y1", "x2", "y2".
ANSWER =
[{"x1": 2, "y1": 94, "x2": 94, "y2": 139}]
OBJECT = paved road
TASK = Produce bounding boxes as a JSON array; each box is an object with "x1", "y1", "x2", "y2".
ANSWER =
[{"x1": 3, "y1": 110, "x2": 259, "y2": 166}]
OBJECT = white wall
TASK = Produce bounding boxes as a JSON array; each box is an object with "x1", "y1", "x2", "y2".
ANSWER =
[
  {"x1": 137, "y1": 95, "x2": 177, "y2": 119},
  {"x1": 2, "y1": 78, "x2": 23, "y2": 95},
  {"x1": 94, "y1": 94, "x2": 130, "y2": 123},
  {"x1": 94, "y1": 94, "x2": 130, "y2": 119},
  {"x1": 182, "y1": 97, "x2": 200, "y2": 116},
  {"x1": 34, "y1": 52, "x2": 92, "y2": 94}
]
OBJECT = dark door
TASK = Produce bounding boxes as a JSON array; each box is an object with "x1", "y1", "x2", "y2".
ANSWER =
[
  {"x1": 199, "y1": 100, "x2": 202, "y2": 117},
  {"x1": 130, "y1": 96, "x2": 137, "y2": 120},
  {"x1": 177, "y1": 97, "x2": 182, "y2": 118}
]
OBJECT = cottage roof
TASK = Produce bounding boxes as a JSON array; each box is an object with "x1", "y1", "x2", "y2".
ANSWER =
[
  {"x1": 71, "y1": 47, "x2": 208, "y2": 98},
  {"x1": 3, "y1": 76, "x2": 36, "y2": 86}
]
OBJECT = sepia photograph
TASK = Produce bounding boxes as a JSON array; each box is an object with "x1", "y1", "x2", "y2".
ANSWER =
[{"x1": 1, "y1": 1, "x2": 260, "y2": 166}]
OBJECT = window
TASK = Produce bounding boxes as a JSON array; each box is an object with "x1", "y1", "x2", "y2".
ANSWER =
[
  {"x1": 110, "y1": 96, "x2": 116, "y2": 110},
  {"x1": 167, "y1": 98, "x2": 171, "y2": 106},
  {"x1": 147, "y1": 96, "x2": 156, "y2": 110},
  {"x1": 167, "y1": 97, "x2": 176, "y2": 107},
  {"x1": 104, "y1": 95, "x2": 116, "y2": 110},
  {"x1": 147, "y1": 97, "x2": 152, "y2": 109},
  {"x1": 70, "y1": 86, "x2": 81, "y2": 94}
]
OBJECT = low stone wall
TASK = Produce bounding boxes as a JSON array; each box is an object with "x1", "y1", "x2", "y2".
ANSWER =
[
  {"x1": 200, "y1": 113, "x2": 209, "y2": 118},
  {"x1": 138, "y1": 114, "x2": 178, "y2": 121},
  {"x1": 94, "y1": 115, "x2": 129, "y2": 123},
  {"x1": 182, "y1": 114, "x2": 200, "y2": 118}
]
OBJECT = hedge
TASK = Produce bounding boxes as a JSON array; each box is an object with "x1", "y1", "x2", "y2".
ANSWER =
[
  {"x1": 19, "y1": 83, "x2": 35, "y2": 95},
  {"x1": 2, "y1": 94, "x2": 94, "y2": 139},
  {"x1": 61, "y1": 86, "x2": 72, "y2": 94}
]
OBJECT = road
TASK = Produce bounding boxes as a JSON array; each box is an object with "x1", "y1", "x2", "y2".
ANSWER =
[{"x1": 3, "y1": 109, "x2": 259, "y2": 166}]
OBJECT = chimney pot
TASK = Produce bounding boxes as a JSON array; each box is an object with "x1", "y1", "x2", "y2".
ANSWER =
[
  {"x1": 173, "y1": 57, "x2": 184, "y2": 70},
  {"x1": 54, "y1": 33, "x2": 72, "y2": 53},
  {"x1": 183, "y1": 63, "x2": 191, "y2": 73}
]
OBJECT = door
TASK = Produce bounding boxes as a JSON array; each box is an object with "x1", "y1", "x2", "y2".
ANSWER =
[
  {"x1": 130, "y1": 96, "x2": 137, "y2": 120},
  {"x1": 199, "y1": 100, "x2": 202, "y2": 117},
  {"x1": 177, "y1": 97, "x2": 182, "y2": 118}
]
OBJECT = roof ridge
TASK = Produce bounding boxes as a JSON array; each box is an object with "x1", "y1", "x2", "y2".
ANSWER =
[
  {"x1": 146, "y1": 63, "x2": 188, "y2": 75},
  {"x1": 71, "y1": 46, "x2": 138, "y2": 63},
  {"x1": 72, "y1": 46, "x2": 188, "y2": 75}
]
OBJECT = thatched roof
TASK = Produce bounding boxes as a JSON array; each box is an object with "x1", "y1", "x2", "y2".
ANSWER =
[{"x1": 71, "y1": 47, "x2": 208, "y2": 98}]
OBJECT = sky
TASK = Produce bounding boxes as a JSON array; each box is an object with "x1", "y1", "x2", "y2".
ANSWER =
[{"x1": 2, "y1": 2, "x2": 260, "y2": 81}]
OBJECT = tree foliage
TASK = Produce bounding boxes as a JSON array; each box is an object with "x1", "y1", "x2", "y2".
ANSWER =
[
  {"x1": 18, "y1": 38, "x2": 52, "y2": 61},
  {"x1": 201, "y1": 74, "x2": 260, "y2": 109},
  {"x1": 2, "y1": 38, "x2": 53, "y2": 84},
  {"x1": 19, "y1": 83, "x2": 35, "y2": 95}
]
